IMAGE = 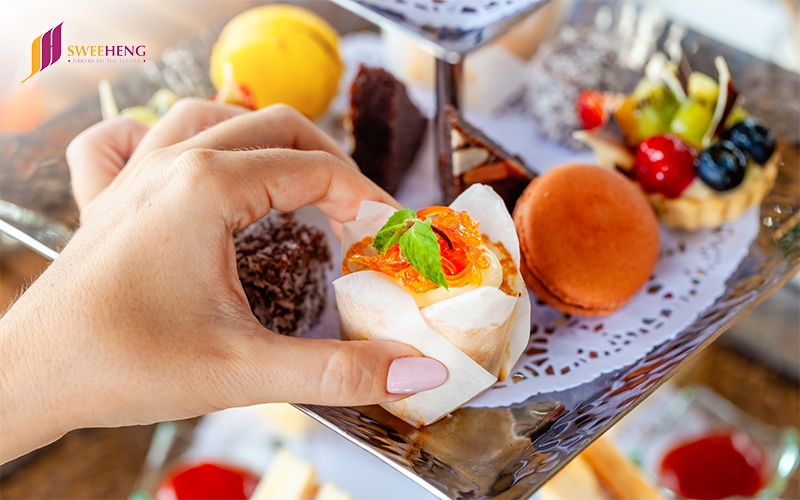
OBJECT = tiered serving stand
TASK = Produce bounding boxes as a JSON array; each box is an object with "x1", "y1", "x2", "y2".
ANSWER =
[
  {"x1": 328, "y1": 0, "x2": 551, "y2": 202},
  {"x1": 0, "y1": 1, "x2": 798, "y2": 498}
]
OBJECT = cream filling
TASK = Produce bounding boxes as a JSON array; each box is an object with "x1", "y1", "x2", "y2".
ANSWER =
[
  {"x1": 409, "y1": 245, "x2": 503, "y2": 308},
  {"x1": 679, "y1": 162, "x2": 763, "y2": 201},
  {"x1": 453, "y1": 147, "x2": 489, "y2": 176},
  {"x1": 451, "y1": 129, "x2": 491, "y2": 177}
]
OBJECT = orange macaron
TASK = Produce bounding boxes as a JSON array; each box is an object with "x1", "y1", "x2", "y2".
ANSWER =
[{"x1": 513, "y1": 164, "x2": 660, "y2": 316}]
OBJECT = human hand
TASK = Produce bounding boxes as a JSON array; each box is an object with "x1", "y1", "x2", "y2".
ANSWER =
[{"x1": 0, "y1": 100, "x2": 447, "y2": 463}]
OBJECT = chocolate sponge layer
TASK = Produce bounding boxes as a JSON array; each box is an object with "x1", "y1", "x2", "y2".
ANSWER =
[
  {"x1": 350, "y1": 64, "x2": 428, "y2": 195},
  {"x1": 234, "y1": 212, "x2": 332, "y2": 337}
]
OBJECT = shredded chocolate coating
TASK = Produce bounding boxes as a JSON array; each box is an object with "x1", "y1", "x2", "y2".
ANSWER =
[{"x1": 234, "y1": 212, "x2": 332, "y2": 337}]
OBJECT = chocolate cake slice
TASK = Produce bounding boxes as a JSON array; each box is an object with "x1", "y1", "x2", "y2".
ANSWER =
[
  {"x1": 349, "y1": 65, "x2": 428, "y2": 195},
  {"x1": 234, "y1": 212, "x2": 332, "y2": 337},
  {"x1": 440, "y1": 106, "x2": 536, "y2": 211}
]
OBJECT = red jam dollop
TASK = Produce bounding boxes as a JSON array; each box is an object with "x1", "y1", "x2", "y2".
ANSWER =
[
  {"x1": 156, "y1": 462, "x2": 259, "y2": 500},
  {"x1": 659, "y1": 432, "x2": 767, "y2": 500}
]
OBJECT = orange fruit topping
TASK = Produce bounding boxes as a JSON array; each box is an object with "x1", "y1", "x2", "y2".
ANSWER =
[{"x1": 343, "y1": 207, "x2": 491, "y2": 293}]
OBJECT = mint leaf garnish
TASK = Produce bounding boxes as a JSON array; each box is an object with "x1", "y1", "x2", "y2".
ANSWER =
[
  {"x1": 370, "y1": 208, "x2": 416, "y2": 254},
  {"x1": 399, "y1": 219, "x2": 448, "y2": 289},
  {"x1": 372, "y1": 224, "x2": 406, "y2": 254},
  {"x1": 384, "y1": 208, "x2": 417, "y2": 229},
  {"x1": 369, "y1": 208, "x2": 448, "y2": 289}
]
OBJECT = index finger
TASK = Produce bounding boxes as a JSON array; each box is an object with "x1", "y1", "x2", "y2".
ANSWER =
[
  {"x1": 126, "y1": 98, "x2": 249, "y2": 169},
  {"x1": 178, "y1": 103, "x2": 358, "y2": 170},
  {"x1": 175, "y1": 147, "x2": 400, "y2": 233}
]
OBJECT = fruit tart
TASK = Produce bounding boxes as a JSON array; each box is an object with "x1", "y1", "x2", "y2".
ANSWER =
[{"x1": 574, "y1": 56, "x2": 778, "y2": 231}]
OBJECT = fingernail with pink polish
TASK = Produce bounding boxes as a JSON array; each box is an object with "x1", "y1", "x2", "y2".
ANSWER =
[{"x1": 387, "y1": 357, "x2": 448, "y2": 394}]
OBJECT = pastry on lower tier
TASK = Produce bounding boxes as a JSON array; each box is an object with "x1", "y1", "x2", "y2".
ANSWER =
[
  {"x1": 541, "y1": 437, "x2": 666, "y2": 500},
  {"x1": 349, "y1": 64, "x2": 428, "y2": 195},
  {"x1": 513, "y1": 164, "x2": 660, "y2": 316},
  {"x1": 250, "y1": 449, "x2": 352, "y2": 500},
  {"x1": 440, "y1": 106, "x2": 535, "y2": 211},
  {"x1": 235, "y1": 212, "x2": 332, "y2": 336}
]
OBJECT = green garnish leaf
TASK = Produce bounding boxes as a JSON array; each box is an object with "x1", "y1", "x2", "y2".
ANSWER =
[
  {"x1": 399, "y1": 219, "x2": 448, "y2": 289},
  {"x1": 369, "y1": 208, "x2": 448, "y2": 289},
  {"x1": 384, "y1": 208, "x2": 417, "y2": 229},
  {"x1": 370, "y1": 208, "x2": 417, "y2": 254},
  {"x1": 371, "y1": 224, "x2": 406, "y2": 254}
]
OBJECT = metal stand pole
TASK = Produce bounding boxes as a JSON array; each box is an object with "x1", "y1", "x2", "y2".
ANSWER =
[{"x1": 435, "y1": 57, "x2": 463, "y2": 203}]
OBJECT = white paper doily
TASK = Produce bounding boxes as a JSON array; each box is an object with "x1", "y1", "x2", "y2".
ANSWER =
[
  {"x1": 306, "y1": 33, "x2": 761, "y2": 407},
  {"x1": 468, "y1": 210, "x2": 758, "y2": 407}
]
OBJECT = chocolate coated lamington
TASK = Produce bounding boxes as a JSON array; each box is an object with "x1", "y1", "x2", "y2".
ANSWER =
[{"x1": 234, "y1": 212, "x2": 331, "y2": 337}]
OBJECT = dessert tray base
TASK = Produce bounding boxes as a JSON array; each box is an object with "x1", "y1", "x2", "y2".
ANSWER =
[
  {"x1": 0, "y1": 2, "x2": 797, "y2": 498},
  {"x1": 293, "y1": 6, "x2": 800, "y2": 497}
]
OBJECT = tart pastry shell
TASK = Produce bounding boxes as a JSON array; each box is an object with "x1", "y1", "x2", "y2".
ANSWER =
[{"x1": 649, "y1": 152, "x2": 779, "y2": 231}]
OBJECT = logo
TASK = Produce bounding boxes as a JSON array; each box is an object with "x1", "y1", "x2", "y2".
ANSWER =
[
  {"x1": 22, "y1": 23, "x2": 62, "y2": 83},
  {"x1": 20, "y1": 23, "x2": 145, "y2": 82}
]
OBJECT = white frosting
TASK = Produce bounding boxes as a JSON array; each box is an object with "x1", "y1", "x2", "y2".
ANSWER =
[
  {"x1": 409, "y1": 245, "x2": 502, "y2": 308},
  {"x1": 452, "y1": 146, "x2": 490, "y2": 176},
  {"x1": 411, "y1": 284, "x2": 479, "y2": 308},
  {"x1": 681, "y1": 177, "x2": 714, "y2": 200},
  {"x1": 478, "y1": 245, "x2": 503, "y2": 288},
  {"x1": 451, "y1": 129, "x2": 467, "y2": 149}
]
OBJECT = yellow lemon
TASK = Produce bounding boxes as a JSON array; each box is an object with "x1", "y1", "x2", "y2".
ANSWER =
[{"x1": 210, "y1": 5, "x2": 342, "y2": 119}]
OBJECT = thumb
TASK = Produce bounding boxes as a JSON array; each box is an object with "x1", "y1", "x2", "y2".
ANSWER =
[{"x1": 231, "y1": 332, "x2": 448, "y2": 407}]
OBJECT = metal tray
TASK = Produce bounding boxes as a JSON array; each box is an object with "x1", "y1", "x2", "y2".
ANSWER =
[
  {"x1": 1, "y1": 1, "x2": 798, "y2": 498},
  {"x1": 327, "y1": 0, "x2": 550, "y2": 61}
]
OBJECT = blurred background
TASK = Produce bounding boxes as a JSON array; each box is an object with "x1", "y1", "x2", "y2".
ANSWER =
[
  {"x1": 0, "y1": 0, "x2": 798, "y2": 498},
  {"x1": 0, "y1": 0, "x2": 797, "y2": 133}
]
